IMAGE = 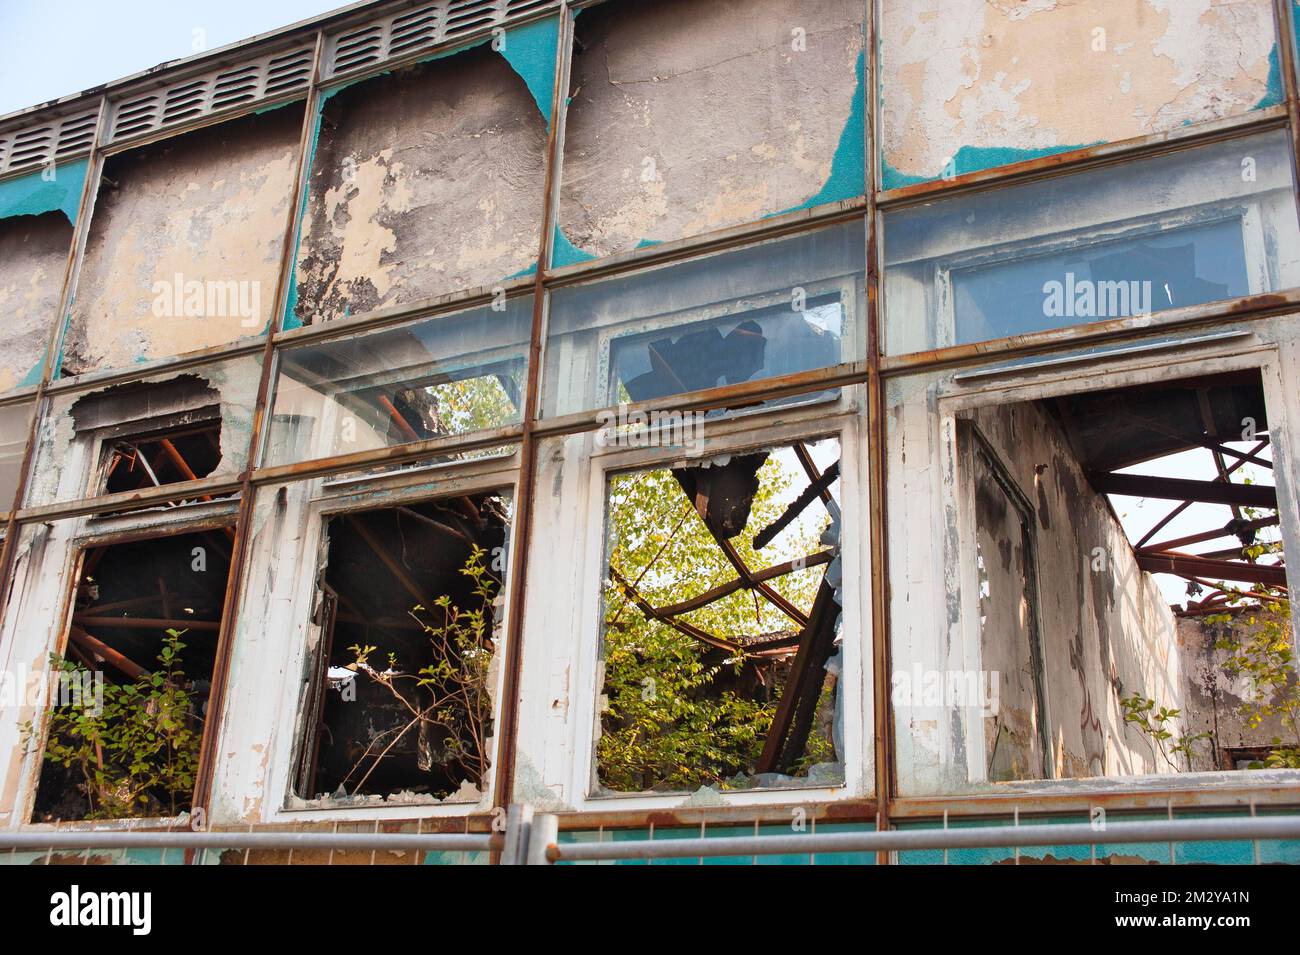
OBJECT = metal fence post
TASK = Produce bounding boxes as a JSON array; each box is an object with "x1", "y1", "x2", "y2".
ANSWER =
[
  {"x1": 528, "y1": 813, "x2": 559, "y2": 865},
  {"x1": 500, "y1": 803, "x2": 534, "y2": 865}
]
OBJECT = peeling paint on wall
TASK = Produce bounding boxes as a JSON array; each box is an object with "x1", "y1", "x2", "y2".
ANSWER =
[
  {"x1": 0, "y1": 160, "x2": 88, "y2": 224},
  {"x1": 62, "y1": 108, "x2": 302, "y2": 376},
  {"x1": 289, "y1": 41, "x2": 548, "y2": 325},
  {"x1": 882, "y1": 0, "x2": 1278, "y2": 187},
  {"x1": 0, "y1": 212, "x2": 71, "y2": 392},
  {"x1": 558, "y1": 0, "x2": 864, "y2": 260}
]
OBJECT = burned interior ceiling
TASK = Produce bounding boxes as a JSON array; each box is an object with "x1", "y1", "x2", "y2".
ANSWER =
[
  {"x1": 0, "y1": 211, "x2": 71, "y2": 393},
  {"x1": 1047, "y1": 370, "x2": 1284, "y2": 596},
  {"x1": 62, "y1": 105, "x2": 304, "y2": 376},
  {"x1": 881, "y1": 0, "x2": 1278, "y2": 184},
  {"x1": 291, "y1": 44, "x2": 547, "y2": 325},
  {"x1": 558, "y1": 0, "x2": 864, "y2": 260},
  {"x1": 298, "y1": 492, "x2": 509, "y2": 803}
]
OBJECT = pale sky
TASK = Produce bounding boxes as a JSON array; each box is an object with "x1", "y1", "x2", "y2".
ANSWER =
[{"x1": 0, "y1": 0, "x2": 347, "y2": 116}]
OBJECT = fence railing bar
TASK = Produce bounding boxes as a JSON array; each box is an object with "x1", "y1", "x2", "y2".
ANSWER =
[
  {"x1": 0, "y1": 831, "x2": 498, "y2": 852},
  {"x1": 545, "y1": 815, "x2": 1300, "y2": 863}
]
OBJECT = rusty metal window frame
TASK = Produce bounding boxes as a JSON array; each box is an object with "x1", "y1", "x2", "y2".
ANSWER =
[
  {"x1": 1, "y1": 0, "x2": 1300, "y2": 843},
  {"x1": 240, "y1": 460, "x2": 519, "y2": 823},
  {"x1": 547, "y1": 403, "x2": 873, "y2": 813},
  {"x1": 886, "y1": 332, "x2": 1300, "y2": 808}
]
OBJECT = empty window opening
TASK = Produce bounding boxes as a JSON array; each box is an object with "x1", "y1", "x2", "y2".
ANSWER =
[
  {"x1": 296, "y1": 491, "x2": 510, "y2": 804},
  {"x1": 956, "y1": 368, "x2": 1293, "y2": 785},
  {"x1": 597, "y1": 437, "x2": 844, "y2": 795},
  {"x1": 102, "y1": 420, "x2": 222, "y2": 494},
  {"x1": 28, "y1": 529, "x2": 231, "y2": 821}
]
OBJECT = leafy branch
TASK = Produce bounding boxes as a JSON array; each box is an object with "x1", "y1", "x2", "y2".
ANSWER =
[{"x1": 21, "y1": 629, "x2": 202, "y2": 820}]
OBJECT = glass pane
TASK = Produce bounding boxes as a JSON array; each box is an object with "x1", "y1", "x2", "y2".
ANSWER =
[
  {"x1": 265, "y1": 296, "x2": 531, "y2": 467},
  {"x1": 0, "y1": 400, "x2": 35, "y2": 512},
  {"x1": 543, "y1": 219, "x2": 866, "y2": 417},
  {"x1": 883, "y1": 130, "x2": 1300, "y2": 354}
]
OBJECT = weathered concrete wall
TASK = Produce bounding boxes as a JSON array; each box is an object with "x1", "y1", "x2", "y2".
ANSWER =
[
  {"x1": 0, "y1": 212, "x2": 71, "y2": 392},
  {"x1": 1178, "y1": 613, "x2": 1298, "y2": 770},
  {"x1": 882, "y1": 0, "x2": 1278, "y2": 186},
  {"x1": 558, "y1": 0, "x2": 864, "y2": 261},
  {"x1": 291, "y1": 45, "x2": 547, "y2": 325},
  {"x1": 63, "y1": 107, "x2": 302, "y2": 376}
]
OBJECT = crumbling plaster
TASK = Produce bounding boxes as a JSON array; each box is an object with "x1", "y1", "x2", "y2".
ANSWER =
[
  {"x1": 0, "y1": 212, "x2": 71, "y2": 392},
  {"x1": 290, "y1": 42, "x2": 549, "y2": 326},
  {"x1": 967, "y1": 399, "x2": 1183, "y2": 782},
  {"x1": 882, "y1": 0, "x2": 1278, "y2": 186},
  {"x1": 63, "y1": 107, "x2": 302, "y2": 376},
  {"x1": 557, "y1": 0, "x2": 864, "y2": 261}
]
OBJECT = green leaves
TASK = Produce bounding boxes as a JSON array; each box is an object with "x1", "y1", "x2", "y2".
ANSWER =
[
  {"x1": 1120, "y1": 693, "x2": 1209, "y2": 772},
  {"x1": 22, "y1": 630, "x2": 202, "y2": 820},
  {"x1": 598, "y1": 455, "x2": 833, "y2": 792},
  {"x1": 1214, "y1": 591, "x2": 1299, "y2": 770}
]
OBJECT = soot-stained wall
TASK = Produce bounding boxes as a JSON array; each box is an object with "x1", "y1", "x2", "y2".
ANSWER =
[
  {"x1": 0, "y1": 212, "x2": 71, "y2": 392},
  {"x1": 291, "y1": 44, "x2": 548, "y2": 325}
]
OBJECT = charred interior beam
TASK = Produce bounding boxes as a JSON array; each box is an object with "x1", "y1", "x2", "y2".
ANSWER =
[
  {"x1": 1089, "y1": 472, "x2": 1278, "y2": 509},
  {"x1": 1135, "y1": 553, "x2": 1287, "y2": 587},
  {"x1": 755, "y1": 579, "x2": 840, "y2": 776}
]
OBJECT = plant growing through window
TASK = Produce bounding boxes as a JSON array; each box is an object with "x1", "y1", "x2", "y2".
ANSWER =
[{"x1": 22, "y1": 630, "x2": 203, "y2": 820}]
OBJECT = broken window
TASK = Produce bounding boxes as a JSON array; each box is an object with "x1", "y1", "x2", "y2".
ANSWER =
[
  {"x1": 595, "y1": 437, "x2": 845, "y2": 794},
  {"x1": 25, "y1": 358, "x2": 260, "y2": 507},
  {"x1": 882, "y1": 131, "x2": 1300, "y2": 353},
  {"x1": 0, "y1": 399, "x2": 34, "y2": 513},
  {"x1": 101, "y1": 420, "x2": 222, "y2": 494},
  {"x1": 543, "y1": 219, "x2": 866, "y2": 417},
  {"x1": 890, "y1": 365, "x2": 1296, "y2": 794},
  {"x1": 294, "y1": 490, "x2": 511, "y2": 805},
  {"x1": 28, "y1": 529, "x2": 231, "y2": 821},
  {"x1": 265, "y1": 297, "x2": 530, "y2": 467}
]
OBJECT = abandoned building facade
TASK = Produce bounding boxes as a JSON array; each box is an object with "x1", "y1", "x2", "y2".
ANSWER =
[{"x1": 0, "y1": 0, "x2": 1299, "y2": 864}]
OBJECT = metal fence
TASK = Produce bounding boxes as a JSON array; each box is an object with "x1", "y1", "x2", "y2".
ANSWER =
[{"x1": 4, "y1": 806, "x2": 1299, "y2": 865}]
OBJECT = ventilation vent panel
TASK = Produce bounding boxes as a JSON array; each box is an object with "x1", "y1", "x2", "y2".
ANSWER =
[
  {"x1": 323, "y1": 0, "x2": 560, "y2": 80},
  {"x1": 105, "y1": 42, "x2": 315, "y2": 145},
  {"x1": 0, "y1": 106, "x2": 100, "y2": 178}
]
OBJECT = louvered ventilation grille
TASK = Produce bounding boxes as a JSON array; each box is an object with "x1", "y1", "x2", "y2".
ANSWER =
[
  {"x1": 323, "y1": 0, "x2": 559, "y2": 79},
  {"x1": 106, "y1": 43, "x2": 314, "y2": 144},
  {"x1": 0, "y1": 107, "x2": 99, "y2": 178}
]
